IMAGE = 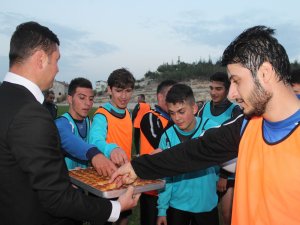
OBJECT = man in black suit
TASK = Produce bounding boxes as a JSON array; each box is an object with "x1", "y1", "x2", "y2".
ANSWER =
[
  {"x1": 43, "y1": 89, "x2": 58, "y2": 119},
  {"x1": 0, "y1": 21, "x2": 140, "y2": 225}
]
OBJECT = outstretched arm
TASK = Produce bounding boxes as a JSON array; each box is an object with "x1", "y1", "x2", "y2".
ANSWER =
[
  {"x1": 111, "y1": 115, "x2": 243, "y2": 184},
  {"x1": 132, "y1": 115, "x2": 243, "y2": 179},
  {"x1": 55, "y1": 117, "x2": 94, "y2": 160}
]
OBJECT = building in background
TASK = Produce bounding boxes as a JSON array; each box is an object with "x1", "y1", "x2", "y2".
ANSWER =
[
  {"x1": 95, "y1": 80, "x2": 107, "y2": 94},
  {"x1": 52, "y1": 80, "x2": 68, "y2": 102}
]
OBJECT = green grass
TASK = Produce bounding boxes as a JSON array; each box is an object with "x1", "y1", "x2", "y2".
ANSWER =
[
  {"x1": 57, "y1": 105, "x2": 68, "y2": 117},
  {"x1": 128, "y1": 203, "x2": 140, "y2": 225},
  {"x1": 57, "y1": 105, "x2": 98, "y2": 118}
]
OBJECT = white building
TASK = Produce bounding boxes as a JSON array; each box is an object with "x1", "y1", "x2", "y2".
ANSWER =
[
  {"x1": 95, "y1": 80, "x2": 107, "y2": 93},
  {"x1": 51, "y1": 80, "x2": 68, "y2": 102}
]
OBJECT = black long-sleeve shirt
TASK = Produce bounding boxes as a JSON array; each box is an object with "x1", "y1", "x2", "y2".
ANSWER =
[
  {"x1": 131, "y1": 115, "x2": 243, "y2": 179},
  {"x1": 140, "y1": 105, "x2": 171, "y2": 149},
  {"x1": 197, "y1": 99, "x2": 242, "y2": 178}
]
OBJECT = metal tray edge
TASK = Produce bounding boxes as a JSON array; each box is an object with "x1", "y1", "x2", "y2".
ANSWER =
[{"x1": 70, "y1": 177, "x2": 165, "y2": 199}]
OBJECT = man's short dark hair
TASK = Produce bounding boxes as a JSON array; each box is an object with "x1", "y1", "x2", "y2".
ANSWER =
[
  {"x1": 107, "y1": 68, "x2": 135, "y2": 89},
  {"x1": 9, "y1": 21, "x2": 60, "y2": 68},
  {"x1": 68, "y1": 77, "x2": 93, "y2": 96},
  {"x1": 139, "y1": 94, "x2": 146, "y2": 101},
  {"x1": 210, "y1": 72, "x2": 230, "y2": 90},
  {"x1": 291, "y1": 69, "x2": 300, "y2": 84},
  {"x1": 221, "y1": 25, "x2": 290, "y2": 84},
  {"x1": 44, "y1": 89, "x2": 55, "y2": 98},
  {"x1": 166, "y1": 83, "x2": 195, "y2": 105},
  {"x1": 157, "y1": 80, "x2": 177, "y2": 95}
]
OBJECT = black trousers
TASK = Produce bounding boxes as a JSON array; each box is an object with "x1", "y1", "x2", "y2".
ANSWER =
[
  {"x1": 140, "y1": 193, "x2": 158, "y2": 225},
  {"x1": 166, "y1": 206, "x2": 219, "y2": 225}
]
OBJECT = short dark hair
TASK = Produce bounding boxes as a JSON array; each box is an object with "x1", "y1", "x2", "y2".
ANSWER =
[
  {"x1": 9, "y1": 21, "x2": 60, "y2": 68},
  {"x1": 221, "y1": 25, "x2": 290, "y2": 84},
  {"x1": 107, "y1": 68, "x2": 135, "y2": 89},
  {"x1": 68, "y1": 77, "x2": 93, "y2": 96},
  {"x1": 44, "y1": 89, "x2": 55, "y2": 98},
  {"x1": 139, "y1": 94, "x2": 146, "y2": 101},
  {"x1": 166, "y1": 83, "x2": 195, "y2": 105},
  {"x1": 210, "y1": 72, "x2": 230, "y2": 90},
  {"x1": 291, "y1": 69, "x2": 300, "y2": 84},
  {"x1": 157, "y1": 79, "x2": 177, "y2": 95}
]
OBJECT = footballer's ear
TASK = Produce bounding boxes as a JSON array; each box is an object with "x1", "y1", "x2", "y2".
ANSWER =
[
  {"x1": 192, "y1": 103, "x2": 198, "y2": 114},
  {"x1": 107, "y1": 86, "x2": 112, "y2": 95},
  {"x1": 258, "y1": 62, "x2": 274, "y2": 84},
  {"x1": 157, "y1": 92, "x2": 164, "y2": 103},
  {"x1": 67, "y1": 94, "x2": 72, "y2": 105}
]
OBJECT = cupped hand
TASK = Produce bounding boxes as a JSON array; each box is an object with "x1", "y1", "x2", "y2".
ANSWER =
[{"x1": 109, "y1": 162, "x2": 138, "y2": 186}]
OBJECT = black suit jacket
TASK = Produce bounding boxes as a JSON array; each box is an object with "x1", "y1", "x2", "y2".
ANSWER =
[{"x1": 0, "y1": 82, "x2": 112, "y2": 225}]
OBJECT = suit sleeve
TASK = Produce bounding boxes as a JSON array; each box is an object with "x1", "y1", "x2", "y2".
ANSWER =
[
  {"x1": 8, "y1": 102, "x2": 112, "y2": 223},
  {"x1": 131, "y1": 115, "x2": 243, "y2": 180}
]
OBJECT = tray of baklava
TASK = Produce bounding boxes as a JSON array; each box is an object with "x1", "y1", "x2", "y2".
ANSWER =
[{"x1": 69, "y1": 167, "x2": 165, "y2": 198}]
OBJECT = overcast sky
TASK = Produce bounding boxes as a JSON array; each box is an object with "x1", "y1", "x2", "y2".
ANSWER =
[{"x1": 1, "y1": 0, "x2": 300, "y2": 85}]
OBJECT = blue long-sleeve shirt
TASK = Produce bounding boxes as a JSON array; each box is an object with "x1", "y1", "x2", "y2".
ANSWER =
[{"x1": 55, "y1": 115, "x2": 100, "y2": 161}]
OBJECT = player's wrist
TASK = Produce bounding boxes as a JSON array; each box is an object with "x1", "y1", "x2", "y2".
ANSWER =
[{"x1": 87, "y1": 147, "x2": 101, "y2": 160}]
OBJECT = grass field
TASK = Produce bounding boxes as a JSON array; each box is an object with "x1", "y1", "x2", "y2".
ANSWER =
[{"x1": 57, "y1": 105, "x2": 98, "y2": 118}]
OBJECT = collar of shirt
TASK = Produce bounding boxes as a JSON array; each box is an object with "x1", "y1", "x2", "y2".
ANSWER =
[
  {"x1": 211, "y1": 98, "x2": 231, "y2": 108},
  {"x1": 154, "y1": 104, "x2": 171, "y2": 121},
  {"x1": 4, "y1": 72, "x2": 44, "y2": 104}
]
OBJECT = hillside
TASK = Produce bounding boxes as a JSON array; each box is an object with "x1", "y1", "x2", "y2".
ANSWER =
[
  {"x1": 94, "y1": 78, "x2": 210, "y2": 110},
  {"x1": 134, "y1": 78, "x2": 209, "y2": 102}
]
